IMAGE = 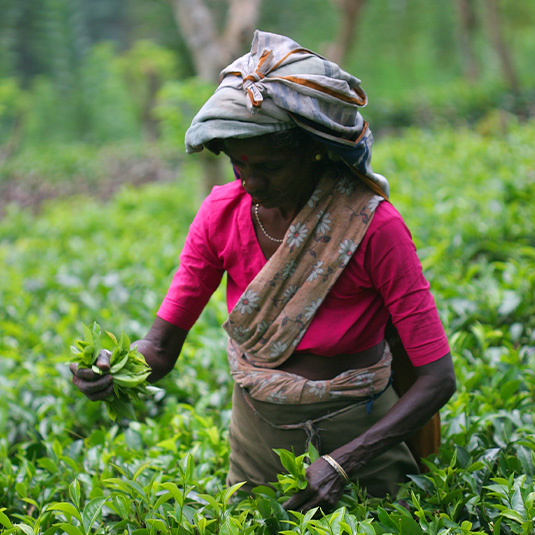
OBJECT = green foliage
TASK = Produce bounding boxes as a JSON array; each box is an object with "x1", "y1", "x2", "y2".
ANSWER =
[
  {"x1": 2, "y1": 0, "x2": 533, "y2": 153},
  {"x1": 116, "y1": 40, "x2": 180, "y2": 125},
  {"x1": 0, "y1": 121, "x2": 534, "y2": 532},
  {"x1": 273, "y1": 448, "x2": 311, "y2": 497},
  {"x1": 155, "y1": 77, "x2": 215, "y2": 150},
  {"x1": 0, "y1": 78, "x2": 26, "y2": 145},
  {"x1": 70, "y1": 323, "x2": 153, "y2": 421}
]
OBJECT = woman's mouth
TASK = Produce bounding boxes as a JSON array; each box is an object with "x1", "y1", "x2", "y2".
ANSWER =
[{"x1": 249, "y1": 192, "x2": 272, "y2": 205}]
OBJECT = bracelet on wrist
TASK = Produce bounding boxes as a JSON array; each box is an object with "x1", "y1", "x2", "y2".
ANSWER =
[{"x1": 321, "y1": 454, "x2": 351, "y2": 484}]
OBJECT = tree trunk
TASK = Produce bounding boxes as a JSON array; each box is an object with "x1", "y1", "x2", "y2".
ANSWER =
[
  {"x1": 485, "y1": 0, "x2": 519, "y2": 93},
  {"x1": 326, "y1": 0, "x2": 367, "y2": 66},
  {"x1": 169, "y1": 0, "x2": 262, "y2": 190},
  {"x1": 170, "y1": 0, "x2": 262, "y2": 83},
  {"x1": 455, "y1": 0, "x2": 479, "y2": 82}
]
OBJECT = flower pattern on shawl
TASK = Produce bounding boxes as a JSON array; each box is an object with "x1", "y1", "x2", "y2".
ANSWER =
[
  {"x1": 307, "y1": 187, "x2": 321, "y2": 208},
  {"x1": 266, "y1": 387, "x2": 290, "y2": 404},
  {"x1": 282, "y1": 285, "x2": 298, "y2": 303},
  {"x1": 286, "y1": 222, "x2": 308, "y2": 249},
  {"x1": 337, "y1": 177, "x2": 355, "y2": 196},
  {"x1": 338, "y1": 239, "x2": 358, "y2": 265},
  {"x1": 270, "y1": 340, "x2": 288, "y2": 358},
  {"x1": 315, "y1": 210, "x2": 332, "y2": 235},
  {"x1": 304, "y1": 298, "x2": 323, "y2": 319},
  {"x1": 236, "y1": 289, "x2": 260, "y2": 314},
  {"x1": 281, "y1": 259, "x2": 297, "y2": 279},
  {"x1": 256, "y1": 320, "x2": 270, "y2": 336},
  {"x1": 307, "y1": 260, "x2": 325, "y2": 282},
  {"x1": 232, "y1": 325, "x2": 251, "y2": 342},
  {"x1": 304, "y1": 380, "x2": 327, "y2": 399}
]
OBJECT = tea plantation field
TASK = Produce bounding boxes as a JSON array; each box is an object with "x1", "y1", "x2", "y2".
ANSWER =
[{"x1": 1, "y1": 121, "x2": 534, "y2": 534}]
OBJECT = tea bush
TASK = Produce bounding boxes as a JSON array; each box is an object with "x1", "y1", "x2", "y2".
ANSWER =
[{"x1": 0, "y1": 120, "x2": 534, "y2": 534}]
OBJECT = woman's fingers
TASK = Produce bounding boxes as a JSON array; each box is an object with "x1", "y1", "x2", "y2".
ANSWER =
[
  {"x1": 71, "y1": 372, "x2": 114, "y2": 401},
  {"x1": 283, "y1": 457, "x2": 347, "y2": 512},
  {"x1": 70, "y1": 353, "x2": 114, "y2": 401},
  {"x1": 282, "y1": 487, "x2": 312, "y2": 511},
  {"x1": 95, "y1": 350, "x2": 111, "y2": 371}
]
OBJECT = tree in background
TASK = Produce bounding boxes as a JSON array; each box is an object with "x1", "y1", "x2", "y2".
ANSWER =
[
  {"x1": 485, "y1": 0, "x2": 519, "y2": 93},
  {"x1": 166, "y1": 0, "x2": 263, "y2": 188},
  {"x1": 455, "y1": 0, "x2": 479, "y2": 82},
  {"x1": 325, "y1": 0, "x2": 367, "y2": 67},
  {"x1": 455, "y1": 0, "x2": 519, "y2": 92},
  {"x1": 0, "y1": 0, "x2": 533, "y2": 165},
  {"x1": 170, "y1": 0, "x2": 262, "y2": 84}
]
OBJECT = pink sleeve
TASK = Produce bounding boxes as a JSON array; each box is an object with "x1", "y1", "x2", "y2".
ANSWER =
[
  {"x1": 157, "y1": 195, "x2": 225, "y2": 330},
  {"x1": 365, "y1": 208, "x2": 450, "y2": 366}
]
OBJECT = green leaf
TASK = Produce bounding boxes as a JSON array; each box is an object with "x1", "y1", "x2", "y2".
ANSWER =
[
  {"x1": 221, "y1": 481, "x2": 246, "y2": 506},
  {"x1": 0, "y1": 509, "x2": 13, "y2": 529},
  {"x1": 109, "y1": 494, "x2": 130, "y2": 517},
  {"x1": 82, "y1": 496, "x2": 106, "y2": 534},
  {"x1": 132, "y1": 461, "x2": 152, "y2": 481},
  {"x1": 82, "y1": 324, "x2": 93, "y2": 347},
  {"x1": 500, "y1": 379, "x2": 522, "y2": 401},
  {"x1": 151, "y1": 492, "x2": 174, "y2": 512},
  {"x1": 400, "y1": 515, "x2": 425, "y2": 534},
  {"x1": 376, "y1": 506, "x2": 399, "y2": 532},
  {"x1": 37, "y1": 457, "x2": 59, "y2": 474},
  {"x1": 120, "y1": 331, "x2": 131, "y2": 352},
  {"x1": 14, "y1": 524, "x2": 35, "y2": 535},
  {"x1": 106, "y1": 330, "x2": 118, "y2": 344},
  {"x1": 303, "y1": 507, "x2": 318, "y2": 524},
  {"x1": 110, "y1": 353, "x2": 129, "y2": 373},
  {"x1": 308, "y1": 443, "x2": 320, "y2": 463},
  {"x1": 159, "y1": 482, "x2": 184, "y2": 506},
  {"x1": 499, "y1": 509, "x2": 525, "y2": 524},
  {"x1": 53, "y1": 524, "x2": 84, "y2": 535},
  {"x1": 197, "y1": 493, "x2": 221, "y2": 513},
  {"x1": 69, "y1": 479, "x2": 81, "y2": 509},
  {"x1": 48, "y1": 502, "x2": 83, "y2": 525},
  {"x1": 106, "y1": 396, "x2": 137, "y2": 421}
]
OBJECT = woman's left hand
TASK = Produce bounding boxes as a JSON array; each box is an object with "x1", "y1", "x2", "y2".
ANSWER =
[{"x1": 282, "y1": 456, "x2": 347, "y2": 512}]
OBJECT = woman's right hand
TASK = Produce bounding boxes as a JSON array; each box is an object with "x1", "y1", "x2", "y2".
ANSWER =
[{"x1": 70, "y1": 350, "x2": 114, "y2": 401}]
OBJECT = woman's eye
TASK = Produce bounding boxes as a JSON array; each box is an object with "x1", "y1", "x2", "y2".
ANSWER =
[{"x1": 263, "y1": 163, "x2": 283, "y2": 171}]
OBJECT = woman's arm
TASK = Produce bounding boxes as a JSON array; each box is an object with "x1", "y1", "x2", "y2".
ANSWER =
[
  {"x1": 70, "y1": 316, "x2": 188, "y2": 400},
  {"x1": 283, "y1": 351, "x2": 456, "y2": 511},
  {"x1": 132, "y1": 316, "x2": 188, "y2": 382}
]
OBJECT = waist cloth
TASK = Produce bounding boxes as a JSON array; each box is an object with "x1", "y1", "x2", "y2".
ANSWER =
[{"x1": 227, "y1": 381, "x2": 419, "y2": 498}]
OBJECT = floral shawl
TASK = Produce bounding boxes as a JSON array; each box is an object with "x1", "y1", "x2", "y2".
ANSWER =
[{"x1": 222, "y1": 172, "x2": 391, "y2": 403}]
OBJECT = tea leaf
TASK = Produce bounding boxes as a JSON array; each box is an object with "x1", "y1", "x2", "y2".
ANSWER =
[
  {"x1": 69, "y1": 479, "x2": 81, "y2": 509},
  {"x1": 82, "y1": 496, "x2": 106, "y2": 534},
  {"x1": 48, "y1": 502, "x2": 83, "y2": 525}
]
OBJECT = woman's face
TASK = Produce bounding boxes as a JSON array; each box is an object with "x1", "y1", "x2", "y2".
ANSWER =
[{"x1": 223, "y1": 135, "x2": 320, "y2": 214}]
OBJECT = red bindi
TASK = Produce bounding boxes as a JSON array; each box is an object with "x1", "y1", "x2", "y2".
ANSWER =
[{"x1": 239, "y1": 154, "x2": 249, "y2": 162}]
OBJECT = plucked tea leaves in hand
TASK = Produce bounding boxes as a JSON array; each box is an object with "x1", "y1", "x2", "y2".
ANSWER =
[{"x1": 70, "y1": 322, "x2": 153, "y2": 421}]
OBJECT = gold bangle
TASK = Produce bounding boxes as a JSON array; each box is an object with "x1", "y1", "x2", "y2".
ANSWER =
[{"x1": 321, "y1": 454, "x2": 350, "y2": 484}]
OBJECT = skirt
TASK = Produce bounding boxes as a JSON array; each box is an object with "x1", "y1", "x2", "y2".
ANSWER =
[{"x1": 227, "y1": 383, "x2": 419, "y2": 498}]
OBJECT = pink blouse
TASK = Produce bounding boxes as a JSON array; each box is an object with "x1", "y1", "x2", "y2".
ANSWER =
[{"x1": 157, "y1": 179, "x2": 450, "y2": 367}]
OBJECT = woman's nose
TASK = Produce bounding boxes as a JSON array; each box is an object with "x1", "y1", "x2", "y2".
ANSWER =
[{"x1": 240, "y1": 169, "x2": 265, "y2": 190}]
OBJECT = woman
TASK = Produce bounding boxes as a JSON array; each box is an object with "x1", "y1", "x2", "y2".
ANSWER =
[{"x1": 71, "y1": 30, "x2": 456, "y2": 511}]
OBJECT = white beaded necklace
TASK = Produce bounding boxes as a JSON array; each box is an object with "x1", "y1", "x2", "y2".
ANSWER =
[{"x1": 254, "y1": 204, "x2": 284, "y2": 243}]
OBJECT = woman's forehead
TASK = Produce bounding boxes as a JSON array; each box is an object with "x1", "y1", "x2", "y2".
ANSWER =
[{"x1": 223, "y1": 136, "x2": 292, "y2": 161}]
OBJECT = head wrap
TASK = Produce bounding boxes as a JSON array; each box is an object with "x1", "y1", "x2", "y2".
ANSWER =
[{"x1": 185, "y1": 30, "x2": 389, "y2": 197}]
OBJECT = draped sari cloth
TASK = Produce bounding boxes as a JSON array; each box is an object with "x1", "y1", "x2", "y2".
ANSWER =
[{"x1": 223, "y1": 170, "x2": 391, "y2": 404}]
